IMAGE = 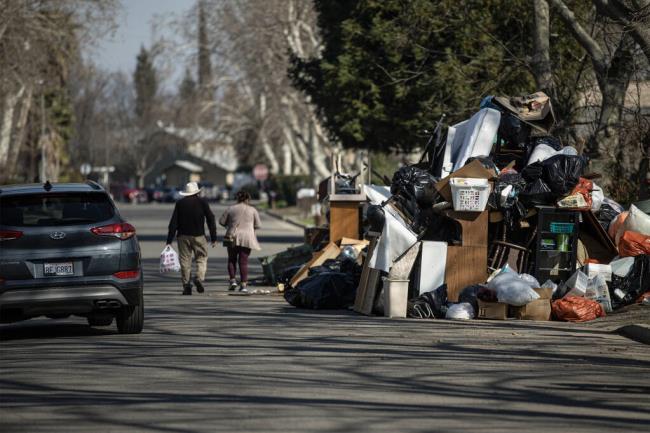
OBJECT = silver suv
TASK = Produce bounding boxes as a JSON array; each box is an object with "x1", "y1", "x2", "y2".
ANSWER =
[{"x1": 0, "y1": 182, "x2": 143, "y2": 334}]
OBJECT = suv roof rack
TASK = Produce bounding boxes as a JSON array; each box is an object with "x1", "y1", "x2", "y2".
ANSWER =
[{"x1": 86, "y1": 180, "x2": 103, "y2": 190}]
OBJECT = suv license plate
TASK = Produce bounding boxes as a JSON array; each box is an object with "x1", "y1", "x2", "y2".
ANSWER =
[{"x1": 44, "y1": 262, "x2": 74, "y2": 276}]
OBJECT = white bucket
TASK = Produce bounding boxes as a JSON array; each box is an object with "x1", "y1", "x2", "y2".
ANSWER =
[
  {"x1": 450, "y1": 177, "x2": 490, "y2": 212},
  {"x1": 383, "y1": 277, "x2": 409, "y2": 318}
]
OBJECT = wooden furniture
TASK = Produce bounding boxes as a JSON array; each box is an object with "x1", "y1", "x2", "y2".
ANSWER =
[
  {"x1": 441, "y1": 210, "x2": 489, "y2": 301},
  {"x1": 329, "y1": 193, "x2": 364, "y2": 242},
  {"x1": 532, "y1": 206, "x2": 580, "y2": 284},
  {"x1": 354, "y1": 232, "x2": 382, "y2": 315}
]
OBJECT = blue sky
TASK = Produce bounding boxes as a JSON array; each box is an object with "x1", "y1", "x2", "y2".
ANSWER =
[{"x1": 90, "y1": 0, "x2": 194, "y2": 82}]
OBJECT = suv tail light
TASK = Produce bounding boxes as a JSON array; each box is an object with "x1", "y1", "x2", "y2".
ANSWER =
[
  {"x1": 91, "y1": 223, "x2": 136, "y2": 240},
  {"x1": 0, "y1": 230, "x2": 23, "y2": 241},
  {"x1": 114, "y1": 270, "x2": 140, "y2": 279}
]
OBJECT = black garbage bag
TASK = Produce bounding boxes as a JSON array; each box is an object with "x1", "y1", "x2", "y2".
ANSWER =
[
  {"x1": 391, "y1": 166, "x2": 438, "y2": 208},
  {"x1": 366, "y1": 204, "x2": 386, "y2": 232},
  {"x1": 519, "y1": 178, "x2": 556, "y2": 206},
  {"x1": 541, "y1": 154, "x2": 586, "y2": 196},
  {"x1": 499, "y1": 112, "x2": 531, "y2": 149},
  {"x1": 407, "y1": 284, "x2": 448, "y2": 319},
  {"x1": 283, "y1": 271, "x2": 357, "y2": 309},
  {"x1": 609, "y1": 255, "x2": 650, "y2": 310},
  {"x1": 597, "y1": 199, "x2": 623, "y2": 231},
  {"x1": 458, "y1": 285, "x2": 484, "y2": 313},
  {"x1": 521, "y1": 161, "x2": 544, "y2": 182},
  {"x1": 309, "y1": 259, "x2": 341, "y2": 275},
  {"x1": 277, "y1": 265, "x2": 303, "y2": 285},
  {"x1": 489, "y1": 172, "x2": 526, "y2": 210},
  {"x1": 465, "y1": 156, "x2": 498, "y2": 173},
  {"x1": 529, "y1": 135, "x2": 562, "y2": 151}
]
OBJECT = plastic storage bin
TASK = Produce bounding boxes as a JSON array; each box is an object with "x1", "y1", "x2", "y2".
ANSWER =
[
  {"x1": 450, "y1": 177, "x2": 490, "y2": 212},
  {"x1": 383, "y1": 277, "x2": 409, "y2": 318}
]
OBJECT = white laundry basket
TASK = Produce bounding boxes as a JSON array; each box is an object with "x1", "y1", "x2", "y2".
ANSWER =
[{"x1": 450, "y1": 177, "x2": 490, "y2": 212}]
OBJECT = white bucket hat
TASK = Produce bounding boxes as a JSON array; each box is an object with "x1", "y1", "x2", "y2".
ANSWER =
[{"x1": 179, "y1": 181, "x2": 201, "y2": 196}]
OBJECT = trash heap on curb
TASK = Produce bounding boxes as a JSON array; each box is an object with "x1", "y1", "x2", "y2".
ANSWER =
[{"x1": 270, "y1": 91, "x2": 650, "y2": 323}]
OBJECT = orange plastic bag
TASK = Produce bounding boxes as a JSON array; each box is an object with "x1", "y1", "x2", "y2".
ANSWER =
[
  {"x1": 552, "y1": 296, "x2": 606, "y2": 322},
  {"x1": 561, "y1": 177, "x2": 593, "y2": 210},
  {"x1": 608, "y1": 211, "x2": 628, "y2": 240},
  {"x1": 618, "y1": 231, "x2": 650, "y2": 257}
]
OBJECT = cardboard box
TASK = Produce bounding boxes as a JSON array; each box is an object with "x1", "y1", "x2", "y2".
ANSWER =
[
  {"x1": 534, "y1": 287, "x2": 554, "y2": 299},
  {"x1": 582, "y1": 263, "x2": 612, "y2": 282},
  {"x1": 477, "y1": 300, "x2": 508, "y2": 320},
  {"x1": 435, "y1": 159, "x2": 497, "y2": 203},
  {"x1": 510, "y1": 299, "x2": 552, "y2": 321}
]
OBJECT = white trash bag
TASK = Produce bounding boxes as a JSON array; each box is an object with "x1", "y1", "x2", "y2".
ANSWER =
[
  {"x1": 445, "y1": 302, "x2": 475, "y2": 320},
  {"x1": 160, "y1": 245, "x2": 181, "y2": 273},
  {"x1": 488, "y1": 272, "x2": 540, "y2": 306}
]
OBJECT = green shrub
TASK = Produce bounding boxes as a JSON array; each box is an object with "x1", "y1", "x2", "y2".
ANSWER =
[{"x1": 271, "y1": 175, "x2": 311, "y2": 206}]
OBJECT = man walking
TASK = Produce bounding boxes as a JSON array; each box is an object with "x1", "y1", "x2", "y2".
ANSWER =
[{"x1": 166, "y1": 182, "x2": 217, "y2": 295}]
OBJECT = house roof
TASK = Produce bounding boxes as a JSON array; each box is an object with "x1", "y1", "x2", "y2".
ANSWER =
[{"x1": 173, "y1": 160, "x2": 204, "y2": 173}]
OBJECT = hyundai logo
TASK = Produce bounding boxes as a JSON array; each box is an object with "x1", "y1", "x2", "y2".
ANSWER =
[{"x1": 50, "y1": 232, "x2": 66, "y2": 240}]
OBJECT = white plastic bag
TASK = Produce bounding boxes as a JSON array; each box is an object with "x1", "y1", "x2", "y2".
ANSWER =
[
  {"x1": 519, "y1": 273, "x2": 540, "y2": 288},
  {"x1": 591, "y1": 182, "x2": 604, "y2": 211},
  {"x1": 160, "y1": 245, "x2": 181, "y2": 273},
  {"x1": 488, "y1": 273, "x2": 540, "y2": 306},
  {"x1": 445, "y1": 302, "x2": 475, "y2": 320},
  {"x1": 617, "y1": 204, "x2": 650, "y2": 244}
]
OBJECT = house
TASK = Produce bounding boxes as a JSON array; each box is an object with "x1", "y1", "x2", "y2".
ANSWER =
[{"x1": 144, "y1": 125, "x2": 238, "y2": 188}]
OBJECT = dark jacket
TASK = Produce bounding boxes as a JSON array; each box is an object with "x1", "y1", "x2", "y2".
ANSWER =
[{"x1": 166, "y1": 195, "x2": 217, "y2": 244}]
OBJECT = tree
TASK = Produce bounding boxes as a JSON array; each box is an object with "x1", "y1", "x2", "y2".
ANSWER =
[
  {"x1": 547, "y1": 0, "x2": 647, "y2": 194},
  {"x1": 291, "y1": 0, "x2": 535, "y2": 153},
  {"x1": 0, "y1": 0, "x2": 118, "y2": 183},
  {"x1": 134, "y1": 46, "x2": 158, "y2": 124},
  {"x1": 164, "y1": 0, "x2": 337, "y2": 180}
]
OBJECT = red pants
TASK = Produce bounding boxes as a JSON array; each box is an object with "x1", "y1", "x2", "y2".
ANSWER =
[{"x1": 227, "y1": 246, "x2": 251, "y2": 282}]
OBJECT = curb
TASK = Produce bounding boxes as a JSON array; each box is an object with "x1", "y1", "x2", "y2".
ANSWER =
[
  {"x1": 264, "y1": 210, "x2": 309, "y2": 230},
  {"x1": 616, "y1": 324, "x2": 650, "y2": 345}
]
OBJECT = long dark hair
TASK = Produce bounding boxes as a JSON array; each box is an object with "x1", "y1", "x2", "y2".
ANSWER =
[{"x1": 236, "y1": 190, "x2": 251, "y2": 203}]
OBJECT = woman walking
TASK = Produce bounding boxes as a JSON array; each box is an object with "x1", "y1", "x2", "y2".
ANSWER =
[{"x1": 219, "y1": 190, "x2": 262, "y2": 292}]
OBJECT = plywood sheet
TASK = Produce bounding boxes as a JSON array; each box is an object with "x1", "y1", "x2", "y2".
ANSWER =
[
  {"x1": 330, "y1": 201, "x2": 360, "y2": 243},
  {"x1": 445, "y1": 245, "x2": 487, "y2": 301}
]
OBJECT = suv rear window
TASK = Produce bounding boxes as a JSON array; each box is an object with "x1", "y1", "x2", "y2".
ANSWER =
[{"x1": 0, "y1": 192, "x2": 115, "y2": 227}]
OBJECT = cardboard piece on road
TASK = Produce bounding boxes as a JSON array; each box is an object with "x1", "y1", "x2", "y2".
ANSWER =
[
  {"x1": 435, "y1": 159, "x2": 497, "y2": 203},
  {"x1": 289, "y1": 243, "x2": 341, "y2": 287},
  {"x1": 477, "y1": 300, "x2": 508, "y2": 320},
  {"x1": 510, "y1": 299, "x2": 552, "y2": 321}
]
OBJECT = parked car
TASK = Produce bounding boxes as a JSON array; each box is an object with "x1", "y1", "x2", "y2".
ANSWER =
[
  {"x1": 0, "y1": 181, "x2": 144, "y2": 334},
  {"x1": 122, "y1": 187, "x2": 147, "y2": 204}
]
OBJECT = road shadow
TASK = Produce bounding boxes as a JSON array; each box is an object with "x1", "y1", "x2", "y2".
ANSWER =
[
  {"x1": 137, "y1": 234, "x2": 304, "y2": 244},
  {"x1": 0, "y1": 322, "x2": 116, "y2": 341}
]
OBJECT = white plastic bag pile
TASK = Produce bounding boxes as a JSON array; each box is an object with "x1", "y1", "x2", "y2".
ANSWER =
[
  {"x1": 487, "y1": 269, "x2": 540, "y2": 306},
  {"x1": 160, "y1": 245, "x2": 181, "y2": 273},
  {"x1": 445, "y1": 302, "x2": 475, "y2": 320}
]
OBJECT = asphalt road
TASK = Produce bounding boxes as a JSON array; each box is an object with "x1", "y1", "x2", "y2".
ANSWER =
[{"x1": 1, "y1": 203, "x2": 649, "y2": 433}]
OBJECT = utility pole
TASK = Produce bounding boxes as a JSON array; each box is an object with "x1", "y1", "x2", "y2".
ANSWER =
[{"x1": 39, "y1": 86, "x2": 46, "y2": 183}]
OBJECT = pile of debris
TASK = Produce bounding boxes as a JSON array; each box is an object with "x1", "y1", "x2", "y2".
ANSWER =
[{"x1": 271, "y1": 91, "x2": 649, "y2": 323}]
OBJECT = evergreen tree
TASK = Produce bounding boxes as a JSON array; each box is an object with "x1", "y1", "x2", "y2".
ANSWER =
[
  {"x1": 133, "y1": 46, "x2": 158, "y2": 123},
  {"x1": 291, "y1": 0, "x2": 536, "y2": 153}
]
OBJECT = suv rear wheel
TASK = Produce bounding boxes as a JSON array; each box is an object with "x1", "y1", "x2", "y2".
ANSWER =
[{"x1": 116, "y1": 294, "x2": 144, "y2": 334}]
